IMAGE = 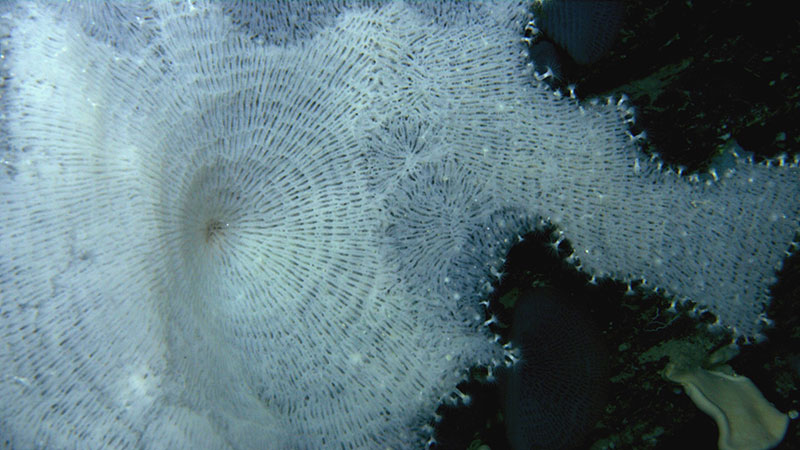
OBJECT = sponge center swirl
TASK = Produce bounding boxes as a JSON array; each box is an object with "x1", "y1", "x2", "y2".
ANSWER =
[
  {"x1": 163, "y1": 152, "x2": 373, "y2": 331},
  {"x1": 177, "y1": 157, "x2": 299, "y2": 288}
]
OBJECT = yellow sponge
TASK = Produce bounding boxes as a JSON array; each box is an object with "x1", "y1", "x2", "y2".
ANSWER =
[{"x1": 665, "y1": 363, "x2": 789, "y2": 450}]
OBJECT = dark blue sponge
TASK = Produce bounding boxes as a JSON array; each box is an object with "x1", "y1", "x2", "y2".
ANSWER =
[
  {"x1": 504, "y1": 287, "x2": 610, "y2": 449},
  {"x1": 536, "y1": 0, "x2": 625, "y2": 65}
]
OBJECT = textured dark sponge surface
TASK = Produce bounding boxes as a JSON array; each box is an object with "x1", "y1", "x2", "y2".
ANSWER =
[{"x1": 505, "y1": 287, "x2": 610, "y2": 450}]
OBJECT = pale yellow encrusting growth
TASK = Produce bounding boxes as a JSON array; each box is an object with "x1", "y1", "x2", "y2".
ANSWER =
[{"x1": 665, "y1": 363, "x2": 789, "y2": 450}]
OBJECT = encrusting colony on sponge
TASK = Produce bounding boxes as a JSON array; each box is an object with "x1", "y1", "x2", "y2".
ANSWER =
[{"x1": 1, "y1": 1, "x2": 798, "y2": 448}]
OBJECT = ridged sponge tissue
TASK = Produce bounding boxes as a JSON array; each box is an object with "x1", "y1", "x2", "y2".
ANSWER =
[{"x1": 1, "y1": 1, "x2": 798, "y2": 448}]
